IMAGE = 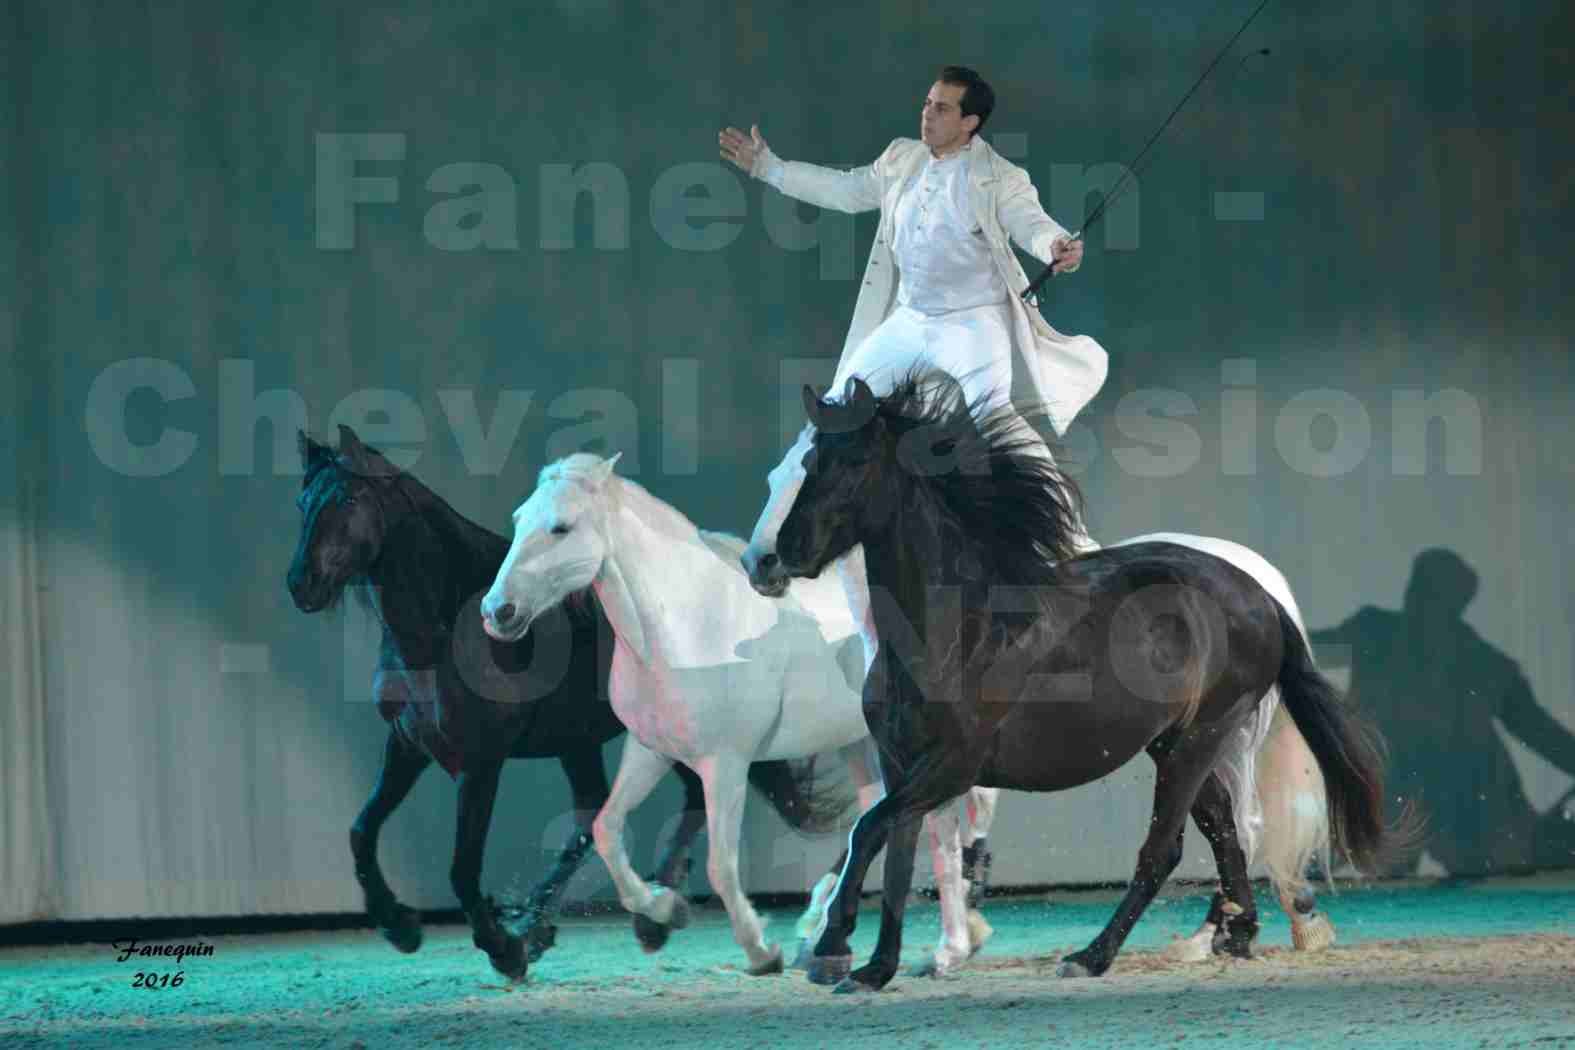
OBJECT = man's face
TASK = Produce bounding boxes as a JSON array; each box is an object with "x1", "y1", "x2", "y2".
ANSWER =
[{"x1": 921, "y1": 81, "x2": 975, "y2": 152}]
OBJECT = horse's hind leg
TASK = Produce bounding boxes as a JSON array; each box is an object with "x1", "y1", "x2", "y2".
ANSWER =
[
  {"x1": 452, "y1": 758, "x2": 528, "y2": 980},
  {"x1": 1058, "y1": 733, "x2": 1220, "y2": 979},
  {"x1": 1161, "y1": 771, "x2": 1263, "y2": 964},
  {"x1": 960, "y1": 786, "x2": 998, "y2": 955},
  {"x1": 962, "y1": 786, "x2": 998, "y2": 911},
  {"x1": 634, "y1": 761, "x2": 708, "y2": 952},
  {"x1": 1188, "y1": 772, "x2": 1260, "y2": 958},
  {"x1": 911, "y1": 802, "x2": 974, "y2": 978},
  {"x1": 351, "y1": 727, "x2": 431, "y2": 953},
  {"x1": 695, "y1": 753, "x2": 782, "y2": 975},
  {"x1": 517, "y1": 746, "x2": 608, "y2": 962},
  {"x1": 1257, "y1": 702, "x2": 1336, "y2": 951}
]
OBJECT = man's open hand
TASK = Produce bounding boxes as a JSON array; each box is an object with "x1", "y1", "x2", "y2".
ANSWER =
[{"x1": 719, "y1": 124, "x2": 769, "y2": 175}]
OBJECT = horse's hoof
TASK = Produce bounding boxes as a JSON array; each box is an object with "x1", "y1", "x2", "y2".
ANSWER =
[
  {"x1": 966, "y1": 909, "x2": 993, "y2": 956},
  {"x1": 806, "y1": 954, "x2": 853, "y2": 986},
  {"x1": 1162, "y1": 929, "x2": 1214, "y2": 964},
  {"x1": 487, "y1": 935, "x2": 529, "y2": 982},
  {"x1": 909, "y1": 957, "x2": 957, "y2": 979},
  {"x1": 633, "y1": 913, "x2": 672, "y2": 953},
  {"x1": 524, "y1": 921, "x2": 558, "y2": 963},
  {"x1": 789, "y1": 939, "x2": 815, "y2": 971},
  {"x1": 656, "y1": 889, "x2": 692, "y2": 930},
  {"x1": 833, "y1": 976, "x2": 879, "y2": 995},
  {"x1": 636, "y1": 891, "x2": 691, "y2": 953},
  {"x1": 834, "y1": 964, "x2": 892, "y2": 994},
  {"x1": 747, "y1": 944, "x2": 784, "y2": 976},
  {"x1": 1291, "y1": 912, "x2": 1336, "y2": 952},
  {"x1": 1055, "y1": 958, "x2": 1094, "y2": 979},
  {"x1": 378, "y1": 904, "x2": 423, "y2": 954},
  {"x1": 1215, "y1": 933, "x2": 1257, "y2": 960}
]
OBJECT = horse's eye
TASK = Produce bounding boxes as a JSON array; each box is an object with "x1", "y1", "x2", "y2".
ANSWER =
[{"x1": 551, "y1": 524, "x2": 571, "y2": 536}]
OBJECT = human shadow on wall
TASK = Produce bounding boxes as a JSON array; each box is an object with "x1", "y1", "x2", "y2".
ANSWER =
[{"x1": 1310, "y1": 548, "x2": 1575, "y2": 876}]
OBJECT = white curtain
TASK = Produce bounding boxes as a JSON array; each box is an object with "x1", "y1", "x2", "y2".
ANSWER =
[{"x1": 2, "y1": 453, "x2": 55, "y2": 923}]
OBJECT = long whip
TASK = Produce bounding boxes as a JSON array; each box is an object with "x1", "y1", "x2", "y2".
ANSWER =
[{"x1": 1020, "y1": 0, "x2": 1274, "y2": 303}]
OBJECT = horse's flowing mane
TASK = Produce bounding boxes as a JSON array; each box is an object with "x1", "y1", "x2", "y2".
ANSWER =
[
  {"x1": 850, "y1": 372, "x2": 1086, "y2": 583},
  {"x1": 311, "y1": 439, "x2": 595, "y2": 627},
  {"x1": 546, "y1": 454, "x2": 729, "y2": 552}
]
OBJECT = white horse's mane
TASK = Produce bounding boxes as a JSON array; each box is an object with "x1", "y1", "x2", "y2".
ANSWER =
[{"x1": 539, "y1": 455, "x2": 750, "y2": 568}]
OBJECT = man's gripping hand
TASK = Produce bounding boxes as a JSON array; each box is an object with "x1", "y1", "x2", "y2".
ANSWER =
[{"x1": 1051, "y1": 235, "x2": 1084, "y2": 274}]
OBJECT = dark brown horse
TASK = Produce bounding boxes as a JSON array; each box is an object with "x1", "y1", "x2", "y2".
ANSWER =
[
  {"x1": 286, "y1": 425, "x2": 826, "y2": 980},
  {"x1": 757, "y1": 377, "x2": 1402, "y2": 992}
]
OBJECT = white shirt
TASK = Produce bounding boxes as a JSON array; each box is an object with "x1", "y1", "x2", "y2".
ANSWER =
[
  {"x1": 890, "y1": 143, "x2": 1006, "y2": 315},
  {"x1": 761, "y1": 141, "x2": 1007, "y2": 316}
]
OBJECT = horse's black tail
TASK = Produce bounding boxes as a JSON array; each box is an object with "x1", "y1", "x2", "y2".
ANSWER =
[
  {"x1": 747, "y1": 756, "x2": 856, "y2": 836},
  {"x1": 1272, "y1": 601, "x2": 1421, "y2": 874}
]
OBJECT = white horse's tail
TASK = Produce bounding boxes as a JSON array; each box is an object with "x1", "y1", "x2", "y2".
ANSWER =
[{"x1": 1255, "y1": 701, "x2": 1332, "y2": 900}]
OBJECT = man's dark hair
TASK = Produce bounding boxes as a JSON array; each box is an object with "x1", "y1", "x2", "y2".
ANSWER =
[{"x1": 939, "y1": 65, "x2": 995, "y2": 136}]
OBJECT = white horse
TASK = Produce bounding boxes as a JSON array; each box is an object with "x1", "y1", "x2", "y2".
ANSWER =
[
  {"x1": 742, "y1": 439, "x2": 1338, "y2": 955},
  {"x1": 480, "y1": 453, "x2": 994, "y2": 976}
]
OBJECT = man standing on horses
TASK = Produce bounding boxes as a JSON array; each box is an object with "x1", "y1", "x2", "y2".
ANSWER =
[
  {"x1": 727, "y1": 67, "x2": 1107, "y2": 927},
  {"x1": 720, "y1": 65, "x2": 1107, "y2": 466}
]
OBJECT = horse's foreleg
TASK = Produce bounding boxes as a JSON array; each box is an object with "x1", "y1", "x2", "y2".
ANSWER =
[
  {"x1": 695, "y1": 754, "x2": 781, "y2": 975},
  {"x1": 452, "y1": 759, "x2": 527, "y2": 980},
  {"x1": 351, "y1": 727, "x2": 431, "y2": 953},
  {"x1": 840, "y1": 810, "x2": 924, "y2": 993},
  {"x1": 516, "y1": 746, "x2": 608, "y2": 962},
  {"x1": 791, "y1": 739, "x2": 883, "y2": 967},
  {"x1": 808, "y1": 793, "x2": 899, "y2": 986},
  {"x1": 592, "y1": 736, "x2": 690, "y2": 938}
]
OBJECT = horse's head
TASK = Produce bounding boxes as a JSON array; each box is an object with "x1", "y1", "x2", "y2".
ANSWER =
[
  {"x1": 771, "y1": 377, "x2": 897, "y2": 585},
  {"x1": 481, "y1": 452, "x2": 622, "y2": 642},
  {"x1": 286, "y1": 425, "x2": 403, "y2": 613}
]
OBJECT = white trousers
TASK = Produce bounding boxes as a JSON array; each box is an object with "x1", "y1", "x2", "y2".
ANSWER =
[
  {"x1": 829, "y1": 301, "x2": 1017, "y2": 415},
  {"x1": 779, "y1": 301, "x2": 1096, "y2": 674}
]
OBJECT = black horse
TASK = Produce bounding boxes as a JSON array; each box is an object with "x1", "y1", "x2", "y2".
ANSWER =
[
  {"x1": 286, "y1": 425, "x2": 825, "y2": 980},
  {"x1": 753, "y1": 376, "x2": 1403, "y2": 992}
]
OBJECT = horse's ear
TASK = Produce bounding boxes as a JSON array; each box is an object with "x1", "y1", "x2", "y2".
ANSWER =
[
  {"x1": 337, "y1": 424, "x2": 364, "y2": 460},
  {"x1": 801, "y1": 384, "x2": 824, "y2": 426},
  {"x1": 298, "y1": 430, "x2": 329, "y2": 470},
  {"x1": 848, "y1": 376, "x2": 876, "y2": 423},
  {"x1": 590, "y1": 451, "x2": 622, "y2": 487}
]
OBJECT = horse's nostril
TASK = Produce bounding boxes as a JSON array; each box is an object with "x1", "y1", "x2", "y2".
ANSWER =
[
  {"x1": 494, "y1": 602, "x2": 516, "y2": 625},
  {"x1": 759, "y1": 552, "x2": 779, "y2": 571}
]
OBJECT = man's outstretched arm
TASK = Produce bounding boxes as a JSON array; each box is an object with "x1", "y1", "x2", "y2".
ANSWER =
[
  {"x1": 1499, "y1": 672, "x2": 1575, "y2": 779},
  {"x1": 719, "y1": 123, "x2": 885, "y2": 214}
]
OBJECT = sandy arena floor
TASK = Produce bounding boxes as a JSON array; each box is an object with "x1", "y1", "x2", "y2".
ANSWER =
[{"x1": 3, "y1": 875, "x2": 1573, "y2": 1049}]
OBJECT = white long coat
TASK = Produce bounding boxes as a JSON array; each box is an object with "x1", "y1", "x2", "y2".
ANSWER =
[{"x1": 775, "y1": 135, "x2": 1107, "y2": 435}]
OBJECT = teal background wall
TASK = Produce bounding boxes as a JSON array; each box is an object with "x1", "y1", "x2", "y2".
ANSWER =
[{"x1": 5, "y1": 1, "x2": 1571, "y2": 917}]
